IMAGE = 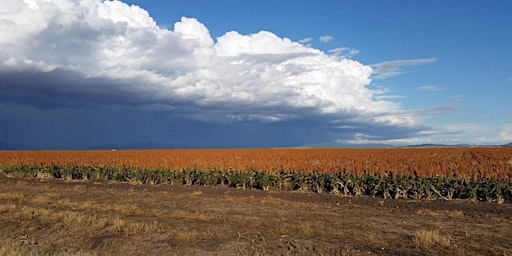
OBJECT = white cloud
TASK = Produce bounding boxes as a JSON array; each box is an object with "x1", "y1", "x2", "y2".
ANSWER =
[
  {"x1": 328, "y1": 47, "x2": 359, "y2": 58},
  {"x1": 407, "y1": 104, "x2": 460, "y2": 117},
  {"x1": 298, "y1": 37, "x2": 312, "y2": 45},
  {"x1": 98, "y1": 0, "x2": 157, "y2": 28},
  {"x1": 430, "y1": 123, "x2": 512, "y2": 145},
  {"x1": 339, "y1": 123, "x2": 512, "y2": 146},
  {"x1": 374, "y1": 95, "x2": 406, "y2": 100},
  {"x1": 0, "y1": 0, "x2": 418, "y2": 129},
  {"x1": 500, "y1": 124, "x2": 512, "y2": 141},
  {"x1": 319, "y1": 35, "x2": 334, "y2": 43},
  {"x1": 371, "y1": 58, "x2": 437, "y2": 79},
  {"x1": 418, "y1": 85, "x2": 446, "y2": 91}
]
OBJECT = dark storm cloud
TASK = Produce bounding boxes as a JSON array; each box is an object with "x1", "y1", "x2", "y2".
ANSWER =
[
  {"x1": 0, "y1": 105, "x2": 335, "y2": 150},
  {"x1": 0, "y1": 0, "x2": 450, "y2": 149},
  {"x1": 0, "y1": 69, "x2": 168, "y2": 109}
]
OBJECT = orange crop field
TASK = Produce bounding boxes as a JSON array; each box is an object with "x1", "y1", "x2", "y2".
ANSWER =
[
  {"x1": 2, "y1": 148, "x2": 512, "y2": 256},
  {"x1": 1, "y1": 148, "x2": 511, "y2": 179}
]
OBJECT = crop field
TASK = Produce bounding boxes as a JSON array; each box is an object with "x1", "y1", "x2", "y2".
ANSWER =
[
  {"x1": 1, "y1": 148, "x2": 512, "y2": 255},
  {"x1": 1, "y1": 148, "x2": 512, "y2": 201},
  {"x1": 0, "y1": 148, "x2": 511, "y2": 178}
]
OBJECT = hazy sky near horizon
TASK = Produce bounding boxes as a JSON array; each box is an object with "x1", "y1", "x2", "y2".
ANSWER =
[{"x1": 0, "y1": 0, "x2": 511, "y2": 149}]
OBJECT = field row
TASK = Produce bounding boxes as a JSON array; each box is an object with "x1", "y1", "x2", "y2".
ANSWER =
[
  {"x1": 2, "y1": 165, "x2": 511, "y2": 202},
  {"x1": 1, "y1": 148, "x2": 511, "y2": 179}
]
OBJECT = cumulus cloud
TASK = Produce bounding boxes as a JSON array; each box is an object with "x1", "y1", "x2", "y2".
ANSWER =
[
  {"x1": 371, "y1": 58, "x2": 436, "y2": 79},
  {"x1": 319, "y1": 35, "x2": 334, "y2": 43},
  {"x1": 0, "y1": 0, "x2": 424, "y2": 139}
]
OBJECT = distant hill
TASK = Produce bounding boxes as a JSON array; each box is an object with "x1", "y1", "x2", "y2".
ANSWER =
[
  {"x1": 502, "y1": 142, "x2": 512, "y2": 148},
  {"x1": 0, "y1": 142, "x2": 16, "y2": 150},
  {"x1": 402, "y1": 143, "x2": 469, "y2": 148},
  {"x1": 301, "y1": 142, "x2": 394, "y2": 149},
  {"x1": 85, "y1": 142, "x2": 170, "y2": 150}
]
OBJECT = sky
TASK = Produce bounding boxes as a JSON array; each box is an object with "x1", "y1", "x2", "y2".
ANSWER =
[{"x1": 0, "y1": 0, "x2": 511, "y2": 149}]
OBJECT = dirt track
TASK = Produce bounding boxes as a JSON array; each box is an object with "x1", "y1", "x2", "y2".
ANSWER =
[{"x1": 1, "y1": 175, "x2": 511, "y2": 255}]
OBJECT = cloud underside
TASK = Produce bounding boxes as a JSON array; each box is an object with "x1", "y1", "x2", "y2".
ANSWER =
[{"x1": 0, "y1": 0, "x2": 439, "y2": 145}]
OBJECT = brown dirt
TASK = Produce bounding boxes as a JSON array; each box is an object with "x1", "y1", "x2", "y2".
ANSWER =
[{"x1": 1, "y1": 174, "x2": 511, "y2": 255}]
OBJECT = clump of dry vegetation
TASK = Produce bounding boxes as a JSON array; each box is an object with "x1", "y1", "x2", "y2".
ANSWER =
[
  {"x1": 416, "y1": 209, "x2": 465, "y2": 218},
  {"x1": 414, "y1": 229, "x2": 452, "y2": 248}
]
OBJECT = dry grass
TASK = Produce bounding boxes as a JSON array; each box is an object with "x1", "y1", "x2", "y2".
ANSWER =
[
  {"x1": 414, "y1": 229, "x2": 452, "y2": 248},
  {"x1": 416, "y1": 209, "x2": 465, "y2": 218},
  {"x1": 0, "y1": 192, "x2": 24, "y2": 202},
  {"x1": 1, "y1": 176, "x2": 512, "y2": 255},
  {"x1": 0, "y1": 240, "x2": 25, "y2": 256},
  {"x1": 0, "y1": 204, "x2": 17, "y2": 214},
  {"x1": 13, "y1": 206, "x2": 124, "y2": 234},
  {"x1": 174, "y1": 230, "x2": 203, "y2": 243},
  {"x1": 190, "y1": 190, "x2": 203, "y2": 196},
  {"x1": 0, "y1": 236, "x2": 97, "y2": 256}
]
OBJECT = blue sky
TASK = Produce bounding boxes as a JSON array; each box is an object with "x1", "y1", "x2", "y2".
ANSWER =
[{"x1": 0, "y1": 0, "x2": 511, "y2": 149}]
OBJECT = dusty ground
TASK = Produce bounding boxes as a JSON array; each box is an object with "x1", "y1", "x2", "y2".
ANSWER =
[{"x1": 0, "y1": 174, "x2": 511, "y2": 255}]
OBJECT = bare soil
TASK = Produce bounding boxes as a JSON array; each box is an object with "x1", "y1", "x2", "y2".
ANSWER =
[{"x1": 1, "y1": 174, "x2": 511, "y2": 255}]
